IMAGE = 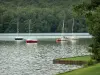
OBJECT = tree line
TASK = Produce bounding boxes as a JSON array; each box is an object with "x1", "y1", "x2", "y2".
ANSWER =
[{"x1": 0, "y1": 0, "x2": 87, "y2": 33}]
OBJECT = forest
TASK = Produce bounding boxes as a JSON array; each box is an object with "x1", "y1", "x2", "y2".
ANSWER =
[{"x1": 0, "y1": 0, "x2": 88, "y2": 33}]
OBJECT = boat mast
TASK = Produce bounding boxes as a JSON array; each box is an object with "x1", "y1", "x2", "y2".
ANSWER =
[
  {"x1": 72, "y1": 18, "x2": 74, "y2": 36},
  {"x1": 62, "y1": 12, "x2": 66, "y2": 38},
  {"x1": 17, "y1": 18, "x2": 19, "y2": 36},
  {"x1": 62, "y1": 20, "x2": 65, "y2": 37},
  {"x1": 62, "y1": 20, "x2": 64, "y2": 33},
  {"x1": 29, "y1": 19, "x2": 31, "y2": 36},
  {"x1": 16, "y1": 4, "x2": 19, "y2": 37}
]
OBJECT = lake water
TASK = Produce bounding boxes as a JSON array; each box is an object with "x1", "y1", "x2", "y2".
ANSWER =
[
  {"x1": 0, "y1": 38, "x2": 92, "y2": 75},
  {"x1": 0, "y1": 33, "x2": 92, "y2": 41}
]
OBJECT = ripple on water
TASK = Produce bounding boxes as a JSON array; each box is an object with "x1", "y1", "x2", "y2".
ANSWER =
[{"x1": 0, "y1": 39, "x2": 91, "y2": 75}]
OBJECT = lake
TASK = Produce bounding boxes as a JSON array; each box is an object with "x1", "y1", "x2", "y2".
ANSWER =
[{"x1": 0, "y1": 38, "x2": 92, "y2": 75}]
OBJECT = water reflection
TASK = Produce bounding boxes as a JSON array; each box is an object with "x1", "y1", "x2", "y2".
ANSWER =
[
  {"x1": 26, "y1": 43, "x2": 37, "y2": 48},
  {"x1": 59, "y1": 39, "x2": 90, "y2": 58}
]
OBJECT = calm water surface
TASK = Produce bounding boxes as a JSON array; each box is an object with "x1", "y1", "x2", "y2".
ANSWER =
[{"x1": 0, "y1": 38, "x2": 91, "y2": 75}]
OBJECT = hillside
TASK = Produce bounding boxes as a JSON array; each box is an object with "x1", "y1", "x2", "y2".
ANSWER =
[{"x1": 0, "y1": 0, "x2": 88, "y2": 33}]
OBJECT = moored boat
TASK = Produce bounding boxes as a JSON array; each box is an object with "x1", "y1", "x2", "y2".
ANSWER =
[{"x1": 26, "y1": 40, "x2": 38, "y2": 43}]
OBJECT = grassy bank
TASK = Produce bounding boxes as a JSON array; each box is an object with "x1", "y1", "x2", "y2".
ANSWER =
[
  {"x1": 57, "y1": 56, "x2": 91, "y2": 62},
  {"x1": 57, "y1": 63, "x2": 100, "y2": 75},
  {"x1": 56, "y1": 56, "x2": 99, "y2": 75}
]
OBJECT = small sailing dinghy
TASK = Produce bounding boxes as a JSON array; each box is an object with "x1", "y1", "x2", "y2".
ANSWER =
[
  {"x1": 15, "y1": 18, "x2": 23, "y2": 40},
  {"x1": 26, "y1": 19, "x2": 38, "y2": 43},
  {"x1": 56, "y1": 20, "x2": 69, "y2": 42},
  {"x1": 70, "y1": 18, "x2": 78, "y2": 40},
  {"x1": 15, "y1": 37, "x2": 23, "y2": 40},
  {"x1": 56, "y1": 18, "x2": 78, "y2": 42},
  {"x1": 26, "y1": 40, "x2": 38, "y2": 43}
]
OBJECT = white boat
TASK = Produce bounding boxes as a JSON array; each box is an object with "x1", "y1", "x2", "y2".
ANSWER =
[
  {"x1": 56, "y1": 18, "x2": 78, "y2": 42},
  {"x1": 70, "y1": 18, "x2": 78, "y2": 40},
  {"x1": 56, "y1": 20, "x2": 69, "y2": 42}
]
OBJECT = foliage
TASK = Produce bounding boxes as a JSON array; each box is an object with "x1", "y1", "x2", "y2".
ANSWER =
[
  {"x1": 87, "y1": 59, "x2": 96, "y2": 66},
  {"x1": 73, "y1": 0, "x2": 100, "y2": 62},
  {"x1": 0, "y1": 0, "x2": 87, "y2": 33}
]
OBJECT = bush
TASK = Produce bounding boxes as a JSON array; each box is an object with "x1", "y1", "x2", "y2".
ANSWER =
[{"x1": 87, "y1": 59, "x2": 96, "y2": 66}]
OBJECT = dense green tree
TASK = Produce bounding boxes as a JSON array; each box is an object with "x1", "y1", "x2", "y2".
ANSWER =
[{"x1": 74, "y1": 0, "x2": 100, "y2": 61}]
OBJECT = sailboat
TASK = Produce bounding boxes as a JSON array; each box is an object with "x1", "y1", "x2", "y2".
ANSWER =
[
  {"x1": 15, "y1": 18, "x2": 23, "y2": 40},
  {"x1": 26, "y1": 19, "x2": 38, "y2": 43},
  {"x1": 70, "y1": 18, "x2": 78, "y2": 40},
  {"x1": 56, "y1": 20, "x2": 69, "y2": 42},
  {"x1": 56, "y1": 18, "x2": 78, "y2": 42}
]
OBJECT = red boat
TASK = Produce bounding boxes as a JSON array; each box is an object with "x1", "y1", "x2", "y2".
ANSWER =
[
  {"x1": 56, "y1": 38, "x2": 61, "y2": 42},
  {"x1": 26, "y1": 40, "x2": 38, "y2": 43},
  {"x1": 56, "y1": 37, "x2": 69, "y2": 42}
]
